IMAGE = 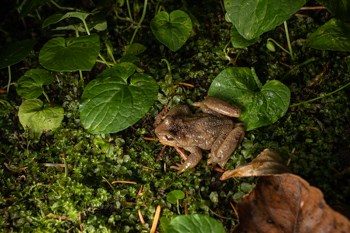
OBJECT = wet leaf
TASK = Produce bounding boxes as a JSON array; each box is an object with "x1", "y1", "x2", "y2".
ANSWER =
[
  {"x1": 232, "y1": 173, "x2": 350, "y2": 233},
  {"x1": 79, "y1": 62, "x2": 158, "y2": 134},
  {"x1": 39, "y1": 34, "x2": 100, "y2": 72},
  {"x1": 221, "y1": 148, "x2": 289, "y2": 180},
  {"x1": 151, "y1": 10, "x2": 192, "y2": 52},
  {"x1": 306, "y1": 18, "x2": 350, "y2": 52},
  {"x1": 16, "y1": 69, "x2": 53, "y2": 99},
  {"x1": 208, "y1": 67, "x2": 290, "y2": 131},
  {"x1": 166, "y1": 214, "x2": 225, "y2": 233},
  {"x1": 224, "y1": 0, "x2": 305, "y2": 40}
]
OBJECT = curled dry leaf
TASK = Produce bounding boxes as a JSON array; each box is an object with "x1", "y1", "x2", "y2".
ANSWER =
[
  {"x1": 220, "y1": 148, "x2": 289, "y2": 180},
  {"x1": 232, "y1": 173, "x2": 350, "y2": 233}
]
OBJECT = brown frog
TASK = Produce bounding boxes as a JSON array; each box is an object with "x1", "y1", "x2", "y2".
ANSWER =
[{"x1": 155, "y1": 97, "x2": 244, "y2": 173}]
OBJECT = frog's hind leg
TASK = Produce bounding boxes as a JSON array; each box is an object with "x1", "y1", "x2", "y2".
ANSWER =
[{"x1": 208, "y1": 124, "x2": 244, "y2": 168}]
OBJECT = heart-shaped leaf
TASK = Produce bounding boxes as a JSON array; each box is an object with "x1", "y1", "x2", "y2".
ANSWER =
[
  {"x1": 0, "y1": 39, "x2": 35, "y2": 69},
  {"x1": 79, "y1": 62, "x2": 158, "y2": 134},
  {"x1": 16, "y1": 69, "x2": 53, "y2": 99},
  {"x1": 166, "y1": 214, "x2": 226, "y2": 233},
  {"x1": 306, "y1": 18, "x2": 350, "y2": 52},
  {"x1": 39, "y1": 34, "x2": 100, "y2": 72},
  {"x1": 208, "y1": 67, "x2": 290, "y2": 131},
  {"x1": 18, "y1": 99, "x2": 64, "y2": 139},
  {"x1": 166, "y1": 190, "x2": 185, "y2": 205},
  {"x1": 224, "y1": 0, "x2": 306, "y2": 40},
  {"x1": 230, "y1": 25, "x2": 259, "y2": 48},
  {"x1": 151, "y1": 10, "x2": 192, "y2": 52}
]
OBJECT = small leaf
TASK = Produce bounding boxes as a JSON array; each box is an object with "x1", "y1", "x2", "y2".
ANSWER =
[
  {"x1": 208, "y1": 67, "x2": 290, "y2": 131},
  {"x1": 39, "y1": 34, "x2": 100, "y2": 72},
  {"x1": 306, "y1": 18, "x2": 350, "y2": 52},
  {"x1": 16, "y1": 69, "x2": 53, "y2": 99},
  {"x1": 0, "y1": 39, "x2": 35, "y2": 69},
  {"x1": 167, "y1": 214, "x2": 226, "y2": 233},
  {"x1": 79, "y1": 62, "x2": 158, "y2": 134},
  {"x1": 224, "y1": 0, "x2": 306, "y2": 40},
  {"x1": 18, "y1": 99, "x2": 64, "y2": 139},
  {"x1": 166, "y1": 190, "x2": 185, "y2": 204},
  {"x1": 42, "y1": 12, "x2": 91, "y2": 28},
  {"x1": 151, "y1": 10, "x2": 192, "y2": 52},
  {"x1": 231, "y1": 25, "x2": 259, "y2": 48}
]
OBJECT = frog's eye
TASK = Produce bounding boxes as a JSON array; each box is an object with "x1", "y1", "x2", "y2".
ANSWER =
[{"x1": 164, "y1": 135, "x2": 174, "y2": 141}]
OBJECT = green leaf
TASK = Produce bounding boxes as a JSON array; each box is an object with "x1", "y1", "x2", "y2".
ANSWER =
[
  {"x1": 166, "y1": 190, "x2": 185, "y2": 204},
  {"x1": 166, "y1": 214, "x2": 226, "y2": 233},
  {"x1": 230, "y1": 25, "x2": 259, "y2": 48},
  {"x1": 151, "y1": 10, "x2": 192, "y2": 52},
  {"x1": 39, "y1": 34, "x2": 100, "y2": 72},
  {"x1": 16, "y1": 69, "x2": 54, "y2": 99},
  {"x1": 208, "y1": 67, "x2": 290, "y2": 131},
  {"x1": 224, "y1": 0, "x2": 306, "y2": 40},
  {"x1": 18, "y1": 99, "x2": 64, "y2": 139},
  {"x1": 317, "y1": 0, "x2": 350, "y2": 22},
  {"x1": 42, "y1": 12, "x2": 91, "y2": 28},
  {"x1": 0, "y1": 39, "x2": 35, "y2": 69},
  {"x1": 80, "y1": 62, "x2": 158, "y2": 134},
  {"x1": 306, "y1": 18, "x2": 350, "y2": 52}
]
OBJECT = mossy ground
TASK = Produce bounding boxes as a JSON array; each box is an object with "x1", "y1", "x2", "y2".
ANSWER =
[{"x1": 0, "y1": 0, "x2": 349, "y2": 232}]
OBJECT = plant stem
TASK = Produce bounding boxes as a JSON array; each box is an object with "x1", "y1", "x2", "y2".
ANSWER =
[
  {"x1": 290, "y1": 81, "x2": 350, "y2": 107},
  {"x1": 129, "y1": 0, "x2": 148, "y2": 45},
  {"x1": 126, "y1": 0, "x2": 133, "y2": 21},
  {"x1": 267, "y1": 38, "x2": 290, "y2": 55},
  {"x1": 82, "y1": 19, "x2": 90, "y2": 35},
  {"x1": 6, "y1": 66, "x2": 11, "y2": 94},
  {"x1": 284, "y1": 21, "x2": 294, "y2": 60},
  {"x1": 50, "y1": 0, "x2": 76, "y2": 11},
  {"x1": 42, "y1": 91, "x2": 50, "y2": 103}
]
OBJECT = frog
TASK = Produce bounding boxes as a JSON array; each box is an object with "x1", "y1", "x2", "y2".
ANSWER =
[{"x1": 154, "y1": 97, "x2": 244, "y2": 173}]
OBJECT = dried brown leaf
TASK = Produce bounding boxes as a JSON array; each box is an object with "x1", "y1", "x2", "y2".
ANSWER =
[
  {"x1": 232, "y1": 173, "x2": 350, "y2": 233},
  {"x1": 221, "y1": 148, "x2": 289, "y2": 180}
]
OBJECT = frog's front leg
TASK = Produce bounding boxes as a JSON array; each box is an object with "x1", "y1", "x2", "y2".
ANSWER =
[
  {"x1": 193, "y1": 97, "x2": 241, "y2": 118},
  {"x1": 208, "y1": 123, "x2": 245, "y2": 168},
  {"x1": 171, "y1": 146, "x2": 203, "y2": 173}
]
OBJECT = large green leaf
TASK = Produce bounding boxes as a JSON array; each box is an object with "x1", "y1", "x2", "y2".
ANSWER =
[
  {"x1": 317, "y1": 0, "x2": 350, "y2": 22},
  {"x1": 18, "y1": 99, "x2": 64, "y2": 139},
  {"x1": 80, "y1": 62, "x2": 158, "y2": 134},
  {"x1": 151, "y1": 10, "x2": 192, "y2": 52},
  {"x1": 39, "y1": 34, "x2": 100, "y2": 72},
  {"x1": 16, "y1": 69, "x2": 53, "y2": 99},
  {"x1": 208, "y1": 67, "x2": 290, "y2": 131},
  {"x1": 0, "y1": 39, "x2": 35, "y2": 69},
  {"x1": 306, "y1": 18, "x2": 350, "y2": 52},
  {"x1": 166, "y1": 214, "x2": 226, "y2": 233},
  {"x1": 224, "y1": 0, "x2": 306, "y2": 40},
  {"x1": 230, "y1": 25, "x2": 259, "y2": 48}
]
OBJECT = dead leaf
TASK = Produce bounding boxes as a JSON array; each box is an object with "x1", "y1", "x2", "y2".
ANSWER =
[
  {"x1": 232, "y1": 173, "x2": 350, "y2": 233},
  {"x1": 221, "y1": 148, "x2": 289, "y2": 180}
]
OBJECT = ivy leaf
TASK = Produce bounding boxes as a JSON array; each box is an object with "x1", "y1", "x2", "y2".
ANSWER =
[
  {"x1": 79, "y1": 62, "x2": 158, "y2": 134},
  {"x1": 16, "y1": 69, "x2": 53, "y2": 99},
  {"x1": 0, "y1": 39, "x2": 35, "y2": 69},
  {"x1": 166, "y1": 190, "x2": 185, "y2": 205},
  {"x1": 208, "y1": 67, "x2": 290, "y2": 131},
  {"x1": 224, "y1": 0, "x2": 306, "y2": 40},
  {"x1": 166, "y1": 214, "x2": 226, "y2": 233},
  {"x1": 306, "y1": 18, "x2": 350, "y2": 52},
  {"x1": 151, "y1": 10, "x2": 192, "y2": 52},
  {"x1": 18, "y1": 99, "x2": 64, "y2": 139},
  {"x1": 39, "y1": 34, "x2": 100, "y2": 72}
]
